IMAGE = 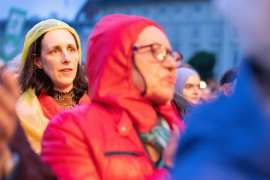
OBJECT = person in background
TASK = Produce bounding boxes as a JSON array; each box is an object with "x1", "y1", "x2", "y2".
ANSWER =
[
  {"x1": 206, "y1": 79, "x2": 220, "y2": 97},
  {"x1": 220, "y1": 68, "x2": 238, "y2": 97},
  {"x1": 200, "y1": 87, "x2": 212, "y2": 103},
  {"x1": 0, "y1": 68, "x2": 56, "y2": 180},
  {"x1": 41, "y1": 14, "x2": 184, "y2": 180},
  {"x1": 172, "y1": 0, "x2": 270, "y2": 179},
  {"x1": 6, "y1": 54, "x2": 22, "y2": 82},
  {"x1": 16, "y1": 19, "x2": 90, "y2": 153},
  {"x1": 0, "y1": 58, "x2": 4, "y2": 67},
  {"x1": 174, "y1": 67, "x2": 202, "y2": 105},
  {"x1": 172, "y1": 67, "x2": 201, "y2": 121}
]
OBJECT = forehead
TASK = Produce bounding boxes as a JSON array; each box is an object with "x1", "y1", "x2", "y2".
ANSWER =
[
  {"x1": 42, "y1": 29, "x2": 76, "y2": 47},
  {"x1": 186, "y1": 75, "x2": 201, "y2": 84},
  {"x1": 136, "y1": 26, "x2": 170, "y2": 47}
]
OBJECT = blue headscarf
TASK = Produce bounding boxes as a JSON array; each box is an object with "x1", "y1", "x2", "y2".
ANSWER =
[{"x1": 175, "y1": 67, "x2": 200, "y2": 94}]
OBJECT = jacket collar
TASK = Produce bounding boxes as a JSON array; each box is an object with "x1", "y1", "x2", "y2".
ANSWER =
[{"x1": 38, "y1": 91, "x2": 90, "y2": 120}]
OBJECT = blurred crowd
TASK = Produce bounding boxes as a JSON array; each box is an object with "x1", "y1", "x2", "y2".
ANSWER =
[{"x1": 0, "y1": 0, "x2": 270, "y2": 179}]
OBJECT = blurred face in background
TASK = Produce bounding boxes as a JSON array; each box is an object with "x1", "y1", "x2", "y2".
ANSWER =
[
  {"x1": 222, "y1": 82, "x2": 234, "y2": 97},
  {"x1": 132, "y1": 26, "x2": 178, "y2": 104},
  {"x1": 182, "y1": 75, "x2": 202, "y2": 105},
  {"x1": 201, "y1": 87, "x2": 211, "y2": 102}
]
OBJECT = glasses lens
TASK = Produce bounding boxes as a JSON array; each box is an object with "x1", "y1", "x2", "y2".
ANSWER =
[
  {"x1": 171, "y1": 51, "x2": 178, "y2": 60},
  {"x1": 152, "y1": 44, "x2": 165, "y2": 61},
  {"x1": 171, "y1": 51, "x2": 183, "y2": 68}
]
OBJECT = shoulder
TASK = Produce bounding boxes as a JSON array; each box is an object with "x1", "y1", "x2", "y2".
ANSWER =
[
  {"x1": 46, "y1": 103, "x2": 112, "y2": 136},
  {"x1": 78, "y1": 93, "x2": 91, "y2": 104}
]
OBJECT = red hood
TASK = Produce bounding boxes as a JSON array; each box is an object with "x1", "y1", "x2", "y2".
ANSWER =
[{"x1": 86, "y1": 14, "x2": 184, "y2": 132}]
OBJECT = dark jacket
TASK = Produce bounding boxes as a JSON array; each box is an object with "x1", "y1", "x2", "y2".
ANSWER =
[
  {"x1": 7, "y1": 121, "x2": 56, "y2": 180},
  {"x1": 171, "y1": 92, "x2": 197, "y2": 122},
  {"x1": 171, "y1": 62, "x2": 270, "y2": 179}
]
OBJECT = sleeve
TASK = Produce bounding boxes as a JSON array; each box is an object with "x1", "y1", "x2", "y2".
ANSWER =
[
  {"x1": 41, "y1": 112, "x2": 101, "y2": 180},
  {"x1": 8, "y1": 120, "x2": 56, "y2": 180},
  {"x1": 16, "y1": 89, "x2": 49, "y2": 154}
]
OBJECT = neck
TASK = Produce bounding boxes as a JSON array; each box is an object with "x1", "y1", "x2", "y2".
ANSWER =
[{"x1": 54, "y1": 84, "x2": 73, "y2": 93}]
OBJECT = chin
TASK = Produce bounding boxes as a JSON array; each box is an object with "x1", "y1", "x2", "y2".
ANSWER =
[
  {"x1": 151, "y1": 90, "x2": 174, "y2": 105},
  {"x1": 61, "y1": 77, "x2": 75, "y2": 84},
  {"x1": 190, "y1": 99, "x2": 199, "y2": 105}
]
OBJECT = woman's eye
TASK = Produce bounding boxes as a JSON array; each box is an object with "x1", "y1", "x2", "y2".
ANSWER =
[
  {"x1": 68, "y1": 48, "x2": 77, "y2": 53},
  {"x1": 52, "y1": 49, "x2": 59, "y2": 54},
  {"x1": 185, "y1": 85, "x2": 191, "y2": 89}
]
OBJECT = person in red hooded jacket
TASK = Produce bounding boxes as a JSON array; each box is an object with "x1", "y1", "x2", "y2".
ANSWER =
[{"x1": 41, "y1": 14, "x2": 184, "y2": 180}]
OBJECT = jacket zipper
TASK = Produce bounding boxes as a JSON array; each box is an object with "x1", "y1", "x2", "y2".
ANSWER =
[{"x1": 104, "y1": 151, "x2": 141, "y2": 156}]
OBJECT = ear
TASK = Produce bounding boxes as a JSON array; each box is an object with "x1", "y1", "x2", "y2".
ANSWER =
[
  {"x1": 222, "y1": 84, "x2": 229, "y2": 96},
  {"x1": 33, "y1": 54, "x2": 42, "y2": 69}
]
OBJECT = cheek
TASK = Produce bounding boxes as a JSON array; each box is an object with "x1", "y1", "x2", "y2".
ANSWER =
[
  {"x1": 72, "y1": 54, "x2": 79, "y2": 65},
  {"x1": 45, "y1": 60, "x2": 57, "y2": 69},
  {"x1": 142, "y1": 65, "x2": 163, "y2": 87},
  {"x1": 137, "y1": 61, "x2": 160, "y2": 87},
  {"x1": 198, "y1": 90, "x2": 202, "y2": 96},
  {"x1": 183, "y1": 89, "x2": 192, "y2": 98},
  {"x1": 42, "y1": 59, "x2": 59, "y2": 78}
]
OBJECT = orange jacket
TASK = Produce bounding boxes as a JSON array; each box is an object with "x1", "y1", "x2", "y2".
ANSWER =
[{"x1": 41, "y1": 14, "x2": 184, "y2": 180}]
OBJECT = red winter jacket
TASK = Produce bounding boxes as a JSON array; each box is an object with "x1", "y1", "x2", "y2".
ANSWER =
[{"x1": 41, "y1": 14, "x2": 184, "y2": 180}]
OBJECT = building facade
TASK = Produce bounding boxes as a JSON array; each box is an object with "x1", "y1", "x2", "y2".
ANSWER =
[
  {"x1": 0, "y1": 0, "x2": 242, "y2": 78},
  {"x1": 77, "y1": 0, "x2": 242, "y2": 77}
]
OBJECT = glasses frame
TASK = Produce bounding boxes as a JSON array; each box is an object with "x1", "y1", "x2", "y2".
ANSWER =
[{"x1": 133, "y1": 43, "x2": 182, "y2": 68}]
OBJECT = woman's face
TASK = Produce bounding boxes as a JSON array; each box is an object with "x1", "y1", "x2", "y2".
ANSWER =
[
  {"x1": 182, "y1": 75, "x2": 202, "y2": 105},
  {"x1": 34, "y1": 29, "x2": 79, "y2": 92},
  {"x1": 132, "y1": 26, "x2": 177, "y2": 104}
]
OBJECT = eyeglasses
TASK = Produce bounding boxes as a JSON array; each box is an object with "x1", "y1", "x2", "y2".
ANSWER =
[{"x1": 133, "y1": 43, "x2": 182, "y2": 68}]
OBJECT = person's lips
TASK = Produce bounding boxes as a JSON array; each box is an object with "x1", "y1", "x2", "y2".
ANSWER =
[
  {"x1": 191, "y1": 97, "x2": 200, "y2": 101},
  {"x1": 164, "y1": 75, "x2": 176, "y2": 84},
  {"x1": 59, "y1": 68, "x2": 72, "y2": 74}
]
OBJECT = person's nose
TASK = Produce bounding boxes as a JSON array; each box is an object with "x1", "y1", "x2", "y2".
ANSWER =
[
  {"x1": 163, "y1": 55, "x2": 177, "y2": 71},
  {"x1": 62, "y1": 50, "x2": 71, "y2": 64},
  {"x1": 193, "y1": 87, "x2": 200, "y2": 95}
]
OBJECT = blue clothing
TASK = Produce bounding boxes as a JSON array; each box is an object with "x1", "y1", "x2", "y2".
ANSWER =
[{"x1": 172, "y1": 62, "x2": 270, "y2": 180}]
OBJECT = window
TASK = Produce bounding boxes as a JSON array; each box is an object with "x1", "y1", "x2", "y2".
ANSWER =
[
  {"x1": 107, "y1": 10, "x2": 114, "y2": 15},
  {"x1": 172, "y1": 43, "x2": 180, "y2": 52},
  {"x1": 159, "y1": 7, "x2": 166, "y2": 14},
  {"x1": 143, "y1": 9, "x2": 149, "y2": 16},
  {"x1": 172, "y1": 24, "x2": 181, "y2": 40},
  {"x1": 126, "y1": 10, "x2": 131, "y2": 15},
  {"x1": 174, "y1": 7, "x2": 181, "y2": 13},
  {"x1": 191, "y1": 45, "x2": 201, "y2": 55},
  {"x1": 194, "y1": 5, "x2": 201, "y2": 13},
  {"x1": 78, "y1": 12, "x2": 86, "y2": 22},
  {"x1": 211, "y1": 47, "x2": 220, "y2": 62},
  {"x1": 212, "y1": 22, "x2": 220, "y2": 38},
  {"x1": 192, "y1": 23, "x2": 200, "y2": 38}
]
